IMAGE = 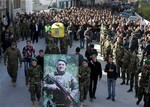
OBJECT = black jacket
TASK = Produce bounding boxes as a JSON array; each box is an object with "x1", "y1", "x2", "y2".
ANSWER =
[
  {"x1": 104, "y1": 63, "x2": 117, "y2": 79},
  {"x1": 36, "y1": 55, "x2": 44, "y2": 71},
  {"x1": 85, "y1": 49, "x2": 98, "y2": 61},
  {"x1": 89, "y1": 60, "x2": 102, "y2": 79}
]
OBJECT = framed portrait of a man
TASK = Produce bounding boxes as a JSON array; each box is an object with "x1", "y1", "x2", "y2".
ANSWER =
[{"x1": 43, "y1": 54, "x2": 79, "y2": 107}]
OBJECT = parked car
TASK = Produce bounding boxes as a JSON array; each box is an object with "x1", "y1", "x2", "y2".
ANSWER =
[
  {"x1": 128, "y1": 16, "x2": 140, "y2": 22},
  {"x1": 40, "y1": 8, "x2": 58, "y2": 13},
  {"x1": 119, "y1": 10, "x2": 135, "y2": 17}
]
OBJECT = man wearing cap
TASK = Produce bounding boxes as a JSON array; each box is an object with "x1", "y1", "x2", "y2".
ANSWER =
[
  {"x1": 88, "y1": 54, "x2": 102, "y2": 101},
  {"x1": 4, "y1": 42, "x2": 22, "y2": 87},
  {"x1": 43, "y1": 59, "x2": 78, "y2": 107},
  {"x1": 78, "y1": 59, "x2": 91, "y2": 107},
  {"x1": 127, "y1": 50, "x2": 139, "y2": 92},
  {"x1": 26, "y1": 57, "x2": 43, "y2": 107},
  {"x1": 136, "y1": 60, "x2": 150, "y2": 105}
]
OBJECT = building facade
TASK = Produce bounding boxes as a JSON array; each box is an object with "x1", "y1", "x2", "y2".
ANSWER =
[
  {"x1": 0, "y1": 0, "x2": 6, "y2": 18},
  {"x1": 39, "y1": 0, "x2": 56, "y2": 5},
  {"x1": 57, "y1": 0, "x2": 77, "y2": 8},
  {"x1": 6, "y1": 0, "x2": 33, "y2": 19}
]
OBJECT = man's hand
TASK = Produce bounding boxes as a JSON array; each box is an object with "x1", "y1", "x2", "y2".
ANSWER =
[
  {"x1": 48, "y1": 84, "x2": 60, "y2": 90},
  {"x1": 67, "y1": 95, "x2": 72, "y2": 102},
  {"x1": 78, "y1": 75, "x2": 81, "y2": 78}
]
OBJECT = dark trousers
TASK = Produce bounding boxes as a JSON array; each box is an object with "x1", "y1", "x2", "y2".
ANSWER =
[
  {"x1": 144, "y1": 94, "x2": 150, "y2": 107},
  {"x1": 89, "y1": 77, "x2": 98, "y2": 98},
  {"x1": 7, "y1": 63, "x2": 18, "y2": 82},
  {"x1": 32, "y1": 31, "x2": 39, "y2": 43},
  {"x1": 24, "y1": 58, "x2": 31, "y2": 84},
  {"x1": 130, "y1": 73, "x2": 135, "y2": 89}
]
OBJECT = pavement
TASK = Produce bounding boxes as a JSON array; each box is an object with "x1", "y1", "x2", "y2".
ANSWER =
[{"x1": 0, "y1": 38, "x2": 144, "y2": 107}]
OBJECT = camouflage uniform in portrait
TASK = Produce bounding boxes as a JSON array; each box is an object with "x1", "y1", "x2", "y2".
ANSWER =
[{"x1": 43, "y1": 59, "x2": 79, "y2": 107}]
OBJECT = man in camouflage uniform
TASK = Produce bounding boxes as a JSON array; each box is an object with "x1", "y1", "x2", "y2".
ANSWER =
[
  {"x1": 60, "y1": 34, "x2": 69, "y2": 54},
  {"x1": 121, "y1": 46, "x2": 131, "y2": 85},
  {"x1": 26, "y1": 58, "x2": 43, "y2": 107},
  {"x1": 45, "y1": 38, "x2": 59, "y2": 54},
  {"x1": 136, "y1": 60, "x2": 150, "y2": 105},
  {"x1": 115, "y1": 43, "x2": 124, "y2": 80},
  {"x1": 84, "y1": 26, "x2": 93, "y2": 50},
  {"x1": 105, "y1": 36, "x2": 113, "y2": 61},
  {"x1": 14, "y1": 21, "x2": 21, "y2": 41},
  {"x1": 4, "y1": 42, "x2": 22, "y2": 87},
  {"x1": 43, "y1": 59, "x2": 78, "y2": 107},
  {"x1": 21, "y1": 19, "x2": 29, "y2": 41},
  {"x1": 79, "y1": 59, "x2": 91, "y2": 107},
  {"x1": 127, "y1": 50, "x2": 139, "y2": 92},
  {"x1": 67, "y1": 22, "x2": 76, "y2": 48},
  {"x1": 142, "y1": 60, "x2": 150, "y2": 107}
]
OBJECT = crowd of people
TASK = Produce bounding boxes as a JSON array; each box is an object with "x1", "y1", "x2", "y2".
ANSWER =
[{"x1": 0, "y1": 3, "x2": 150, "y2": 107}]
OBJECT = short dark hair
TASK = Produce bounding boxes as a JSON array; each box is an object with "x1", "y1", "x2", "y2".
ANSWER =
[
  {"x1": 26, "y1": 40, "x2": 31, "y2": 43},
  {"x1": 76, "y1": 47, "x2": 80, "y2": 53},
  {"x1": 90, "y1": 44, "x2": 94, "y2": 48},
  {"x1": 39, "y1": 49, "x2": 44, "y2": 53}
]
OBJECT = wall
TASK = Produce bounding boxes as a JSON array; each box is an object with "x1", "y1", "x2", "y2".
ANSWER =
[
  {"x1": 0, "y1": 0, "x2": 6, "y2": 17},
  {"x1": 39, "y1": 0, "x2": 56, "y2": 5}
]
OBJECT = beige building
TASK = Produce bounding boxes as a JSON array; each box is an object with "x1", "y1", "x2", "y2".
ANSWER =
[
  {"x1": 6, "y1": 0, "x2": 33, "y2": 19},
  {"x1": 0, "y1": 0, "x2": 7, "y2": 18}
]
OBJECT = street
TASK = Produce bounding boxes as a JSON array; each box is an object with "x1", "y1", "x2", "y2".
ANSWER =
[{"x1": 0, "y1": 39, "x2": 144, "y2": 107}]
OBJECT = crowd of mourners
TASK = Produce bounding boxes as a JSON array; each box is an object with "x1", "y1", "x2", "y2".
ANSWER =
[{"x1": 0, "y1": 3, "x2": 150, "y2": 107}]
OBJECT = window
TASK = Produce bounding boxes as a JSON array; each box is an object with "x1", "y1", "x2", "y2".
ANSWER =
[{"x1": 14, "y1": 0, "x2": 20, "y2": 9}]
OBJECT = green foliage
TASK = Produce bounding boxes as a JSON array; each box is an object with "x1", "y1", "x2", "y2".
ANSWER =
[
  {"x1": 134, "y1": 0, "x2": 150, "y2": 21},
  {"x1": 44, "y1": 55, "x2": 79, "y2": 77}
]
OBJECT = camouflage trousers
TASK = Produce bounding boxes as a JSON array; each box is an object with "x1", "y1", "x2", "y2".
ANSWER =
[
  {"x1": 129, "y1": 72, "x2": 138, "y2": 90},
  {"x1": 7, "y1": 63, "x2": 18, "y2": 82},
  {"x1": 29, "y1": 84, "x2": 41, "y2": 101},
  {"x1": 144, "y1": 93, "x2": 150, "y2": 107},
  {"x1": 100, "y1": 44, "x2": 104, "y2": 56},
  {"x1": 137, "y1": 86, "x2": 144, "y2": 100},
  {"x1": 60, "y1": 48, "x2": 68, "y2": 54},
  {"x1": 121, "y1": 65, "x2": 130, "y2": 83},
  {"x1": 79, "y1": 81, "x2": 90, "y2": 102}
]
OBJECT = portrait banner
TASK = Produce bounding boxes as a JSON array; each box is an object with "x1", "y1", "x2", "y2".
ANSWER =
[{"x1": 43, "y1": 54, "x2": 79, "y2": 107}]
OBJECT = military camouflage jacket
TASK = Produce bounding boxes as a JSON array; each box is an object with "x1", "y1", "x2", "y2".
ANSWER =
[
  {"x1": 4, "y1": 47, "x2": 22, "y2": 65},
  {"x1": 79, "y1": 66, "x2": 91, "y2": 83},
  {"x1": 27, "y1": 65, "x2": 43, "y2": 85}
]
